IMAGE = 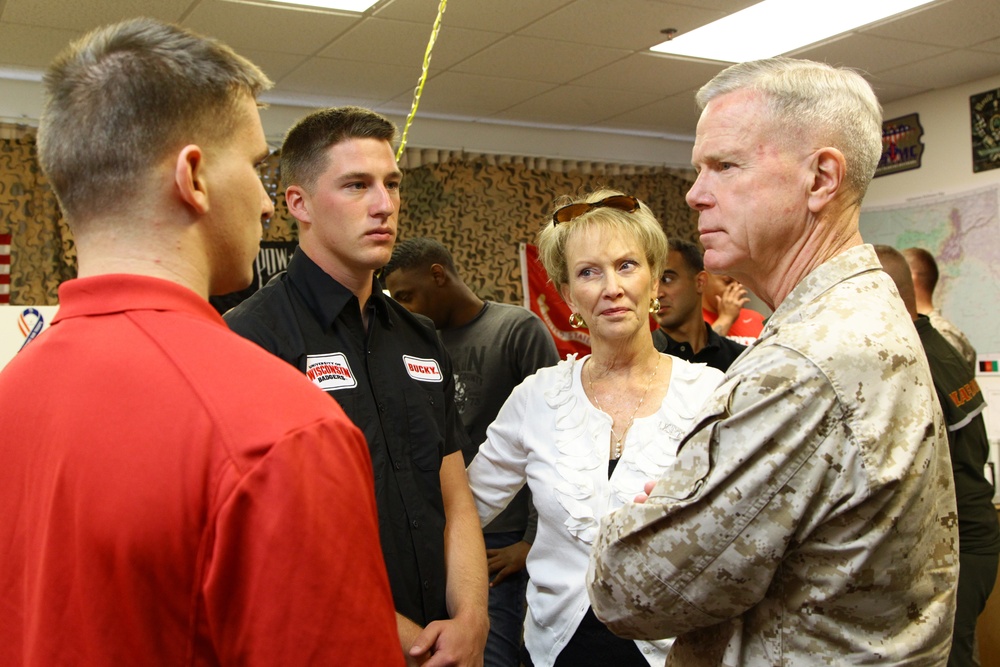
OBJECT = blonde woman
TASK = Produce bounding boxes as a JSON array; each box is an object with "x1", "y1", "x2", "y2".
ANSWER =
[{"x1": 466, "y1": 190, "x2": 723, "y2": 667}]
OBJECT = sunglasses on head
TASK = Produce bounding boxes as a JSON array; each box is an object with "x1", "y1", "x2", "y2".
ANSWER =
[{"x1": 551, "y1": 194, "x2": 639, "y2": 226}]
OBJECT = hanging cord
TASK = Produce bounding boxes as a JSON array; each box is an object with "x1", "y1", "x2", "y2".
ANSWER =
[{"x1": 396, "y1": 0, "x2": 448, "y2": 160}]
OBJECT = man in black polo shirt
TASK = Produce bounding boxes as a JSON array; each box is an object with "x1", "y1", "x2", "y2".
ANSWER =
[
  {"x1": 876, "y1": 245, "x2": 999, "y2": 667},
  {"x1": 652, "y1": 238, "x2": 746, "y2": 372},
  {"x1": 225, "y1": 107, "x2": 488, "y2": 666}
]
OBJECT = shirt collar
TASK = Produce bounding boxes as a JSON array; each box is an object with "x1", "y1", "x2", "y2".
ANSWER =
[
  {"x1": 54, "y1": 274, "x2": 225, "y2": 326},
  {"x1": 286, "y1": 247, "x2": 392, "y2": 330}
]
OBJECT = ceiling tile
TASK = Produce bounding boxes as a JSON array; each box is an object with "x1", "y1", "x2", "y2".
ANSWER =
[
  {"x1": 318, "y1": 17, "x2": 504, "y2": 70},
  {"x1": 183, "y1": 0, "x2": 358, "y2": 56},
  {"x1": 875, "y1": 49, "x2": 1000, "y2": 90},
  {"x1": 450, "y1": 35, "x2": 630, "y2": 84},
  {"x1": 518, "y1": 0, "x2": 727, "y2": 50},
  {"x1": 865, "y1": 79, "x2": 930, "y2": 105},
  {"x1": 277, "y1": 57, "x2": 416, "y2": 105},
  {"x1": 574, "y1": 52, "x2": 725, "y2": 96},
  {"x1": 595, "y1": 92, "x2": 702, "y2": 137},
  {"x1": 491, "y1": 84, "x2": 662, "y2": 127},
  {"x1": 792, "y1": 33, "x2": 950, "y2": 75},
  {"x1": 387, "y1": 71, "x2": 557, "y2": 117},
  {"x1": 0, "y1": 23, "x2": 81, "y2": 69},
  {"x1": 971, "y1": 37, "x2": 1000, "y2": 54},
  {"x1": 238, "y1": 48, "x2": 310, "y2": 82},
  {"x1": 0, "y1": 0, "x2": 192, "y2": 31},
  {"x1": 862, "y1": 0, "x2": 1000, "y2": 49},
  {"x1": 375, "y1": 0, "x2": 573, "y2": 33}
]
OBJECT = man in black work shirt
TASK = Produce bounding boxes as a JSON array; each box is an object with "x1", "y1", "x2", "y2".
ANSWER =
[
  {"x1": 225, "y1": 107, "x2": 488, "y2": 667},
  {"x1": 652, "y1": 238, "x2": 746, "y2": 372}
]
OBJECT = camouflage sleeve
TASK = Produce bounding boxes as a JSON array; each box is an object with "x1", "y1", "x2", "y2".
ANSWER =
[{"x1": 587, "y1": 344, "x2": 850, "y2": 639}]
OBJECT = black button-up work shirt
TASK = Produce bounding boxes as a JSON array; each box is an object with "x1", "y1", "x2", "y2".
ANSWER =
[
  {"x1": 225, "y1": 248, "x2": 467, "y2": 625},
  {"x1": 652, "y1": 322, "x2": 747, "y2": 372}
]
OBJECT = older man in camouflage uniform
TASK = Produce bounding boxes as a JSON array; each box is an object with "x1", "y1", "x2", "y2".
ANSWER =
[{"x1": 587, "y1": 58, "x2": 958, "y2": 666}]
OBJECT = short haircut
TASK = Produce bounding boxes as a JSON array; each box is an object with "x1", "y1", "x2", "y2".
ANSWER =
[
  {"x1": 383, "y1": 237, "x2": 457, "y2": 279},
  {"x1": 280, "y1": 106, "x2": 397, "y2": 192},
  {"x1": 536, "y1": 189, "x2": 668, "y2": 288},
  {"x1": 38, "y1": 17, "x2": 272, "y2": 221},
  {"x1": 902, "y1": 247, "x2": 939, "y2": 293},
  {"x1": 874, "y1": 244, "x2": 917, "y2": 313},
  {"x1": 667, "y1": 238, "x2": 704, "y2": 275},
  {"x1": 696, "y1": 57, "x2": 882, "y2": 203}
]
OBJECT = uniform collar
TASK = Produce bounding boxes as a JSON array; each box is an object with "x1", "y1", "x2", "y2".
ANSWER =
[
  {"x1": 286, "y1": 247, "x2": 392, "y2": 330},
  {"x1": 765, "y1": 244, "x2": 881, "y2": 338}
]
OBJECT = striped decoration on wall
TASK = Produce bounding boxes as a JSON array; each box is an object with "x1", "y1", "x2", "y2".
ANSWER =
[{"x1": 0, "y1": 233, "x2": 10, "y2": 304}]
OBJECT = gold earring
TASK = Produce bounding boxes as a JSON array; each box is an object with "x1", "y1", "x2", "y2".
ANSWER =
[
  {"x1": 569, "y1": 312, "x2": 586, "y2": 329},
  {"x1": 649, "y1": 298, "x2": 661, "y2": 313}
]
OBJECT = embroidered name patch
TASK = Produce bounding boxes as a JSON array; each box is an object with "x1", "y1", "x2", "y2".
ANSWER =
[
  {"x1": 403, "y1": 355, "x2": 443, "y2": 383},
  {"x1": 306, "y1": 353, "x2": 357, "y2": 391}
]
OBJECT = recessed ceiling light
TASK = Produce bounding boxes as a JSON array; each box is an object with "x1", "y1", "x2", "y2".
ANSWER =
[
  {"x1": 222, "y1": 0, "x2": 378, "y2": 13},
  {"x1": 650, "y1": 0, "x2": 938, "y2": 63}
]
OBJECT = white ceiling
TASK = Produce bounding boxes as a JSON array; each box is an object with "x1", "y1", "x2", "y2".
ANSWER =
[{"x1": 1, "y1": 0, "x2": 999, "y2": 144}]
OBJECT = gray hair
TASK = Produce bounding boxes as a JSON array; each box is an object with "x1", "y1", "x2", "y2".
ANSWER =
[
  {"x1": 38, "y1": 17, "x2": 272, "y2": 221},
  {"x1": 696, "y1": 57, "x2": 882, "y2": 203},
  {"x1": 537, "y1": 189, "x2": 668, "y2": 289}
]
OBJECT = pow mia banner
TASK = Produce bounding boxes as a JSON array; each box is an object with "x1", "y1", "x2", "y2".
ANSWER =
[
  {"x1": 210, "y1": 240, "x2": 298, "y2": 315},
  {"x1": 875, "y1": 113, "x2": 924, "y2": 178},
  {"x1": 971, "y1": 87, "x2": 1000, "y2": 173}
]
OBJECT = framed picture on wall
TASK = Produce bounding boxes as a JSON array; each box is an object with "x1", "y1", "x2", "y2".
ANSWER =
[
  {"x1": 875, "y1": 113, "x2": 924, "y2": 178},
  {"x1": 971, "y1": 87, "x2": 1000, "y2": 173}
]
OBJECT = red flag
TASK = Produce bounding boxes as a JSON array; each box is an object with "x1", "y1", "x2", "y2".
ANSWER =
[{"x1": 520, "y1": 242, "x2": 590, "y2": 359}]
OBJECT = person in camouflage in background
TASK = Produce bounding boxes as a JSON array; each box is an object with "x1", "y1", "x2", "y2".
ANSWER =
[{"x1": 587, "y1": 57, "x2": 958, "y2": 666}]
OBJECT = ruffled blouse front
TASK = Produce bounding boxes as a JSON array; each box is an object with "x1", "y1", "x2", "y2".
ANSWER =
[{"x1": 468, "y1": 353, "x2": 723, "y2": 667}]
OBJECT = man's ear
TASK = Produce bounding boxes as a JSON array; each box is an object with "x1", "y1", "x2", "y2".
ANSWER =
[
  {"x1": 285, "y1": 185, "x2": 312, "y2": 225},
  {"x1": 695, "y1": 270, "x2": 708, "y2": 295},
  {"x1": 807, "y1": 147, "x2": 846, "y2": 214},
  {"x1": 174, "y1": 145, "x2": 208, "y2": 215},
  {"x1": 430, "y1": 263, "x2": 448, "y2": 287}
]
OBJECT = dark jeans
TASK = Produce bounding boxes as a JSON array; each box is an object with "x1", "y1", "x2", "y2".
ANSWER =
[
  {"x1": 484, "y1": 531, "x2": 529, "y2": 667},
  {"x1": 949, "y1": 551, "x2": 998, "y2": 667}
]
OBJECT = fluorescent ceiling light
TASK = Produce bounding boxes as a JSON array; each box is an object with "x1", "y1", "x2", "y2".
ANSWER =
[
  {"x1": 650, "y1": 0, "x2": 937, "y2": 63},
  {"x1": 226, "y1": 0, "x2": 378, "y2": 13}
]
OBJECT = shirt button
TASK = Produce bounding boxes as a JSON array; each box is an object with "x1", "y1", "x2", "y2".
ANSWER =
[
  {"x1": 423, "y1": 580, "x2": 430, "y2": 590},
  {"x1": 680, "y1": 345, "x2": 687, "y2": 352},
  {"x1": 394, "y1": 461, "x2": 402, "y2": 470},
  {"x1": 642, "y1": 646, "x2": 652, "y2": 654},
  {"x1": 411, "y1": 519, "x2": 420, "y2": 529}
]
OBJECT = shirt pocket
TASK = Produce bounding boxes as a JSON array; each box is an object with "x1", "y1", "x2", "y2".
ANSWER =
[{"x1": 403, "y1": 385, "x2": 447, "y2": 472}]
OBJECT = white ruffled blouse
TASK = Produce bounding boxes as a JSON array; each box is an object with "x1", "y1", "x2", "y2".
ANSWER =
[{"x1": 467, "y1": 353, "x2": 724, "y2": 667}]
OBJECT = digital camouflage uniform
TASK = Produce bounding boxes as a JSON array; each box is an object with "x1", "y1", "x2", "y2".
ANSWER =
[{"x1": 588, "y1": 245, "x2": 958, "y2": 666}]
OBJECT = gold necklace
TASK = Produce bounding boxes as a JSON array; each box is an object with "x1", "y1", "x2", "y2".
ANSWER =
[{"x1": 587, "y1": 354, "x2": 661, "y2": 460}]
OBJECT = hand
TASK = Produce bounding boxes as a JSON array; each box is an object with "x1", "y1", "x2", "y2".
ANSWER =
[
  {"x1": 486, "y1": 540, "x2": 530, "y2": 587},
  {"x1": 711, "y1": 281, "x2": 749, "y2": 336},
  {"x1": 633, "y1": 480, "x2": 657, "y2": 504},
  {"x1": 409, "y1": 614, "x2": 488, "y2": 667}
]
